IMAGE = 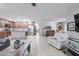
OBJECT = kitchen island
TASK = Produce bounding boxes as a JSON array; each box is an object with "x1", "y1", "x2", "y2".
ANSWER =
[{"x1": 0, "y1": 36, "x2": 33, "y2": 56}]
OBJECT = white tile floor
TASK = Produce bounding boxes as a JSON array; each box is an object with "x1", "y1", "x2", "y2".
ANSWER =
[{"x1": 29, "y1": 33, "x2": 66, "y2": 56}]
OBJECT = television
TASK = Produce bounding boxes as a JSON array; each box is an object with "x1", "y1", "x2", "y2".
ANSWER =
[{"x1": 74, "y1": 13, "x2": 79, "y2": 32}]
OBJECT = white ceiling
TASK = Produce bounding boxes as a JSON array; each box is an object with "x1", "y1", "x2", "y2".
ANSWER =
[{"x1": 0, "y1": 3, "x2": 79, "y2": 23}]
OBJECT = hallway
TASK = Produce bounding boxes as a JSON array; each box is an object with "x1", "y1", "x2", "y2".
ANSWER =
[{"x1": 30, "y1": 34, "x2": 66, "y2": 56}]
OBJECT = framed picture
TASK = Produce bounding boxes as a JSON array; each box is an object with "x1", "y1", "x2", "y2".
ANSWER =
[
  {"x1": 56, "y1": 22, "x2": 64, "y2": 32},
  {"x1": 67, "y1": 22, "x2": 75, "y2": 31}
]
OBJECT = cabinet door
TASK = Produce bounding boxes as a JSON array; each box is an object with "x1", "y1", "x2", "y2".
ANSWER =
[{"x1": 0, "y1": 20, "x2": 4, "y2": 28}]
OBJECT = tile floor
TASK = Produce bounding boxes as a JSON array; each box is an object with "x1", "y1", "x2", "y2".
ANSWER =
[{"x1": 29, "y1": 33, "x2": 66, "y2": 56}]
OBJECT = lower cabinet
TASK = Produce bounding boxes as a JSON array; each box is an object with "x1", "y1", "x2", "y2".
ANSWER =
[{"x1": 0, "y1": 40, "x2": 31, "y2": 56}]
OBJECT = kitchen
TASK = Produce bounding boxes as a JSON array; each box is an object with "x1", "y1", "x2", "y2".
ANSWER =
[{"x1": 0, "y1": 3, "x2": 79, "y2": 56}]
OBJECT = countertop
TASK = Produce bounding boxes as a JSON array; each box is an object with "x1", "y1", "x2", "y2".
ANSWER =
[{"x1": 0, "y1": 36, "x2": 33, "y2": 56}]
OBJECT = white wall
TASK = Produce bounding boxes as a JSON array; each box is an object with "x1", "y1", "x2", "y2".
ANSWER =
[
  {"x1": 46, "y1": 21, "x2": 56, "y2": 30},
  {"x1": 66, "y1": 7, "x2": 79, "y2": 39},
  {"x1": 45, "y1": 18, "x2": 67, "y2": 31}
]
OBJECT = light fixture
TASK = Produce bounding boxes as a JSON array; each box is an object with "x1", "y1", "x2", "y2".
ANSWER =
[{"x1": 31, "y1": 3, "x2": 36, "y2": 7}]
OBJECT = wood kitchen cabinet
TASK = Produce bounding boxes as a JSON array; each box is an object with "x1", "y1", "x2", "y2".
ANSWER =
[
  {"x1": 0, "y1": 31, "x2": 11, "y2": 38},
  {"x1": 0, "y1": 18, "x2": 14, "y2": 28},
  {"x1": 0, "y1": 18, "x2": 12, "y2": 38},
  {"x1": 14, "y1": 22, "x2": 29, "y2": 28},
  {"x1": 0, "y1": 19, "x2": 5, "y2": 28}
]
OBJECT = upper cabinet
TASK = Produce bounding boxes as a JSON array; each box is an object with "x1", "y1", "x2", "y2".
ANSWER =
[
  {"x1": 0, "y1": 18, "x2": 5, "y2": 28},
  {"x1": 14, "y1": 22, "x2": 29, "y2": 28},
  {"x1": 0, "y1": 18, "x2": 33, "y2": 29},
  {"x1": 0, "y1": 18, "x2": 14, "y2": 28}
]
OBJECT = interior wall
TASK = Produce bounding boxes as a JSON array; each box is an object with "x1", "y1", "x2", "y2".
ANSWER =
[
  {"x1": 67, "y1": 7, "x2": 79, "y2": 39},
  {"x1": 0, "y1": 3, "x2": 79, "y2": 36}
]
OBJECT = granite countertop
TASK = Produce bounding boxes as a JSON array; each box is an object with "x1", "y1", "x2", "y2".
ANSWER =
[{"x1": 0, "y1": 36, "x2": 33, "y2": 56}]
